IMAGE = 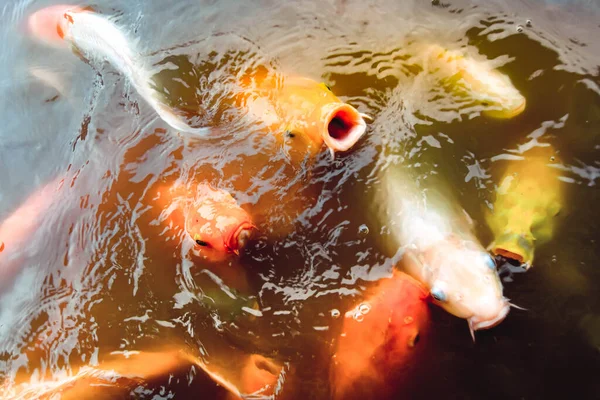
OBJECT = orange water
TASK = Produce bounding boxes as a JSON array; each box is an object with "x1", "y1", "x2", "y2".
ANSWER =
[{"x1": 0, "y1": 0, "x2": 599, "y2": 399}]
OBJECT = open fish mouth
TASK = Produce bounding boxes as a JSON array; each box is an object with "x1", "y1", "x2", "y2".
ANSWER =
[
  {"x1": 226, "y1": 222, "x2": 256, "y2": 255},
  {"x1": 322, "y1": 104, "x2": 367, "y2": 155}
]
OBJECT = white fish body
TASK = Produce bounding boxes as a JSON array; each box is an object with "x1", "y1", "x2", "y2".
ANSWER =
[
  {"x1": 31, "y1": 8, "x2": 209, "y2": 136},
  {"x1": 377, "y1": 166, "x2": 510, "y2": 335}
]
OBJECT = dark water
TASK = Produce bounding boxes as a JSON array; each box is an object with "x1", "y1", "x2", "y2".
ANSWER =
[{"x1": 0, "y1": 0, "x2": 599, "y2": 399}]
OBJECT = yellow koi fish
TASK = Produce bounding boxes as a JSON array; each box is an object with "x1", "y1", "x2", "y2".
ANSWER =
[
  {"x1": 486, "y1": 147, "x2": 563, "y2": 268},
  {"x1": 423, "y1": 44, "x2": 527, "y2": 119}
]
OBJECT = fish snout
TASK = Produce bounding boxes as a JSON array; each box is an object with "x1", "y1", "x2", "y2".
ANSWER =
[
  {"x1": 491, "y1": 232, "x2": 535, "y2": 268},
  {"x1": 469, "y1": 300, "x2": 510, "y2": 331},
  {"x1": 321, "y1": 104, "x2": 367, "y2": 156},
  {"x1": 226, "y1": 222, "x2": 256, "y2": 256}
]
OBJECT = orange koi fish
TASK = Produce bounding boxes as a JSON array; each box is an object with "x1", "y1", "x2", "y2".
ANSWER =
[
  {"x1": 27, "y1": 5, "x2": 368, "y2": 157},
  {"x1": 331, "y1": 270, "x2": 430, "y2": 399},
  {"x1": 0, "y1": 179, "x2": 63, "y2": 294},
  {"x1": 2, "y1": 348, "x2": 283, "y2": 400},
  {"x1": 156, "y1": 183, "x2": 255, "y2": 263},
  {"x1": 238, "y1": 71, "x2": 369, "y2": 158}
]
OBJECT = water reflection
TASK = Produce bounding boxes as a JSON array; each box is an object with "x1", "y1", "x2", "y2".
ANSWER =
[{"x1": 0, "y1": 0, "x2": 599, "y2": 399}]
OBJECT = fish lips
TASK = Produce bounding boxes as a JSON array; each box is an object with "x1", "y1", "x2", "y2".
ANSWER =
[
  {"x1": 225, "y1": 222, "x2": 256, "y2": 256},
  {"x1": 321, "y1": 103, "x2": 367, "y2": 155}
]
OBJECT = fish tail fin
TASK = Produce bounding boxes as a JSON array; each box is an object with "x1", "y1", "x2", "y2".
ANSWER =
[{"x1": 154, "y1": 104, "x2": 210, "y2": 136}]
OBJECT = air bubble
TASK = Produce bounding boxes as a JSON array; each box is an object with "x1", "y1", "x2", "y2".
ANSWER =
[
  {"x1": 358, "y1": 303, "x2": 371, "y2": 314},
  {"x1": 516, "y1": 25, "x2": 524, "y2": 33},
  {"x1": 358, "y1": 224, "x2": 369, "y2": 236},
  {"x1": 526, "y1": 19, "x2": 532, "y2": 27},
  {"x1": 552, "y1": 255, "x2": 558, "y2": 263},
  {"x1": 550, "y1": 156, "x2": 555, "y2": 162},
  {"x1": 331, "y1": 309, "x2": 340, "y2": 318},
  {"x1": 353, "y1": 312, "x2": 364, "y2": 322},
  {"x1": 403, "y1": 316, "x2": 414, "y2": 325}
]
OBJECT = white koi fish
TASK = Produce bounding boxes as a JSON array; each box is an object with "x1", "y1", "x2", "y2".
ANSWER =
[
  {"x1": 376, "y1": 165, "x2": 512, "y2": 338},
  {"x1": 27, "y1": 5, "x2": 209, "y2": 136}
]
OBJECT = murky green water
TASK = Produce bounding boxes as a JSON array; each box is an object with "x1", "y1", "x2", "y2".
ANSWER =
[{"x1": 0, "y1": 0, "x2": 599, "y2": 399}]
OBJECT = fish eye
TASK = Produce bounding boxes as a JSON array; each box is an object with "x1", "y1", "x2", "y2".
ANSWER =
[
  {"x1": 284, "y1": 130, "x2": 296, "y2": 138},
  {"x1": 321, "y1": 82, "x2": 332, "y2": 92},
  {"x1": 195, "y1": 239, "x2": 209, "y2": 247},
  {"x1": 430, "y1": 288, "x2": 447, "y2": 302},
  {"x1": 484, "y1": 254, "x2": 496, "y2": 270}
]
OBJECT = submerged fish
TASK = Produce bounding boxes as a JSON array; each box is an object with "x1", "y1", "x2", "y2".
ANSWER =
[
  {"x1": 376, "y1": 166, "x2": 510, "y2": 338},
  {"x1": 238, "y1": 71, "x2": 369, "y2": 158},
  {"x1": 486, "y1": 148, "x2": 563, "y2": 268},
  {"x1": 331, "y1": 270, "x2": 429, "y2": 398},
  {"x1": 0, "y1": 179, "x2": 63, "y2": 294},
  {"x1": 157, "y1": 183, "x2": 255, "y2": 262},
  {"x1": 27, "y1": 6, "x2": 368, "y2": 157},
  {"x1": 2, "y1": 347, "x2": 283, "y2": 400},
  {"x1": 422, "y1": 44, "x2": 527, "y2": 119},
  {"x1": 27, "y1": 5, "x2": 209, "y2": 135}
]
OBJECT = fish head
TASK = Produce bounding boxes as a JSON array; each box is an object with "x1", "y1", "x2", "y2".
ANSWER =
[
  {"x1": 425, "y1": 239, "x2": 510, "y2": 334},
  {"x1": 27, "y1": 4, "x2": 89, "y2": 46},
  {"x1": 185, "y1": 185, "x2": 255, "y2": 262},
  {"x1": 276, "y1": 78, "x2": 368, "y2": 157},
  {"x1": 461, "y1": 60, "x2": 527, "y2": 119}
]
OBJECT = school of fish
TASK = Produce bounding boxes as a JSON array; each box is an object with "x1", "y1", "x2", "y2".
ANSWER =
[{"x1": 0, "y1": 3, "x2": 568, "y2": 399}]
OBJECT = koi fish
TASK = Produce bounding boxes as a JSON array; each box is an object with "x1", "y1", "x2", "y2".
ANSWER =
[
  {"x1": 238, "y1": 71, "x2": 369, "y2": 158},
  {"x1": 486, "y1": 148, "x2": 563, "y2": 268},
  {"x1": 2, "y1": 348, "x2": 283, "y2": 400},
  {"x1": 331, "y1": 270, "x2": 429, "y2": 398},
  {"x1": 423, "y1": 44, "x2": 526, "y2": 119},
  {"x1": 28, "y1": 6, "x2": 369, "y2": 158},
  {"x1": 0, "y1": 179, "x2": 62, "y2": 294},
  {"x1": 376, "y1": 166, "x2": 511, "y2": 339},
  {"x1": 27, "y1": 5, "x2": 209, "y2": 136},
  {"x1": 157, "y1": 183, "x2": 255, "y2": 262}
]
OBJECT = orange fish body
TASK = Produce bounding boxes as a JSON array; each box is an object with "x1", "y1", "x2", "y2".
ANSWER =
[
  {"x1": 0, "y1": 179, "x2": 63, "y2": 293},
  {"x1": 238, "y1": 70, "x2": 368, "y2": 158},
  {"x1": 331, "y1": 270, "x2": 430, "y2": 398},
  {"x1": 156, "y1": 183, "x2": 255, "y2": 263},
  {"x1": 2, "y1": 348, "x2": 283, "y2": 400}
]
